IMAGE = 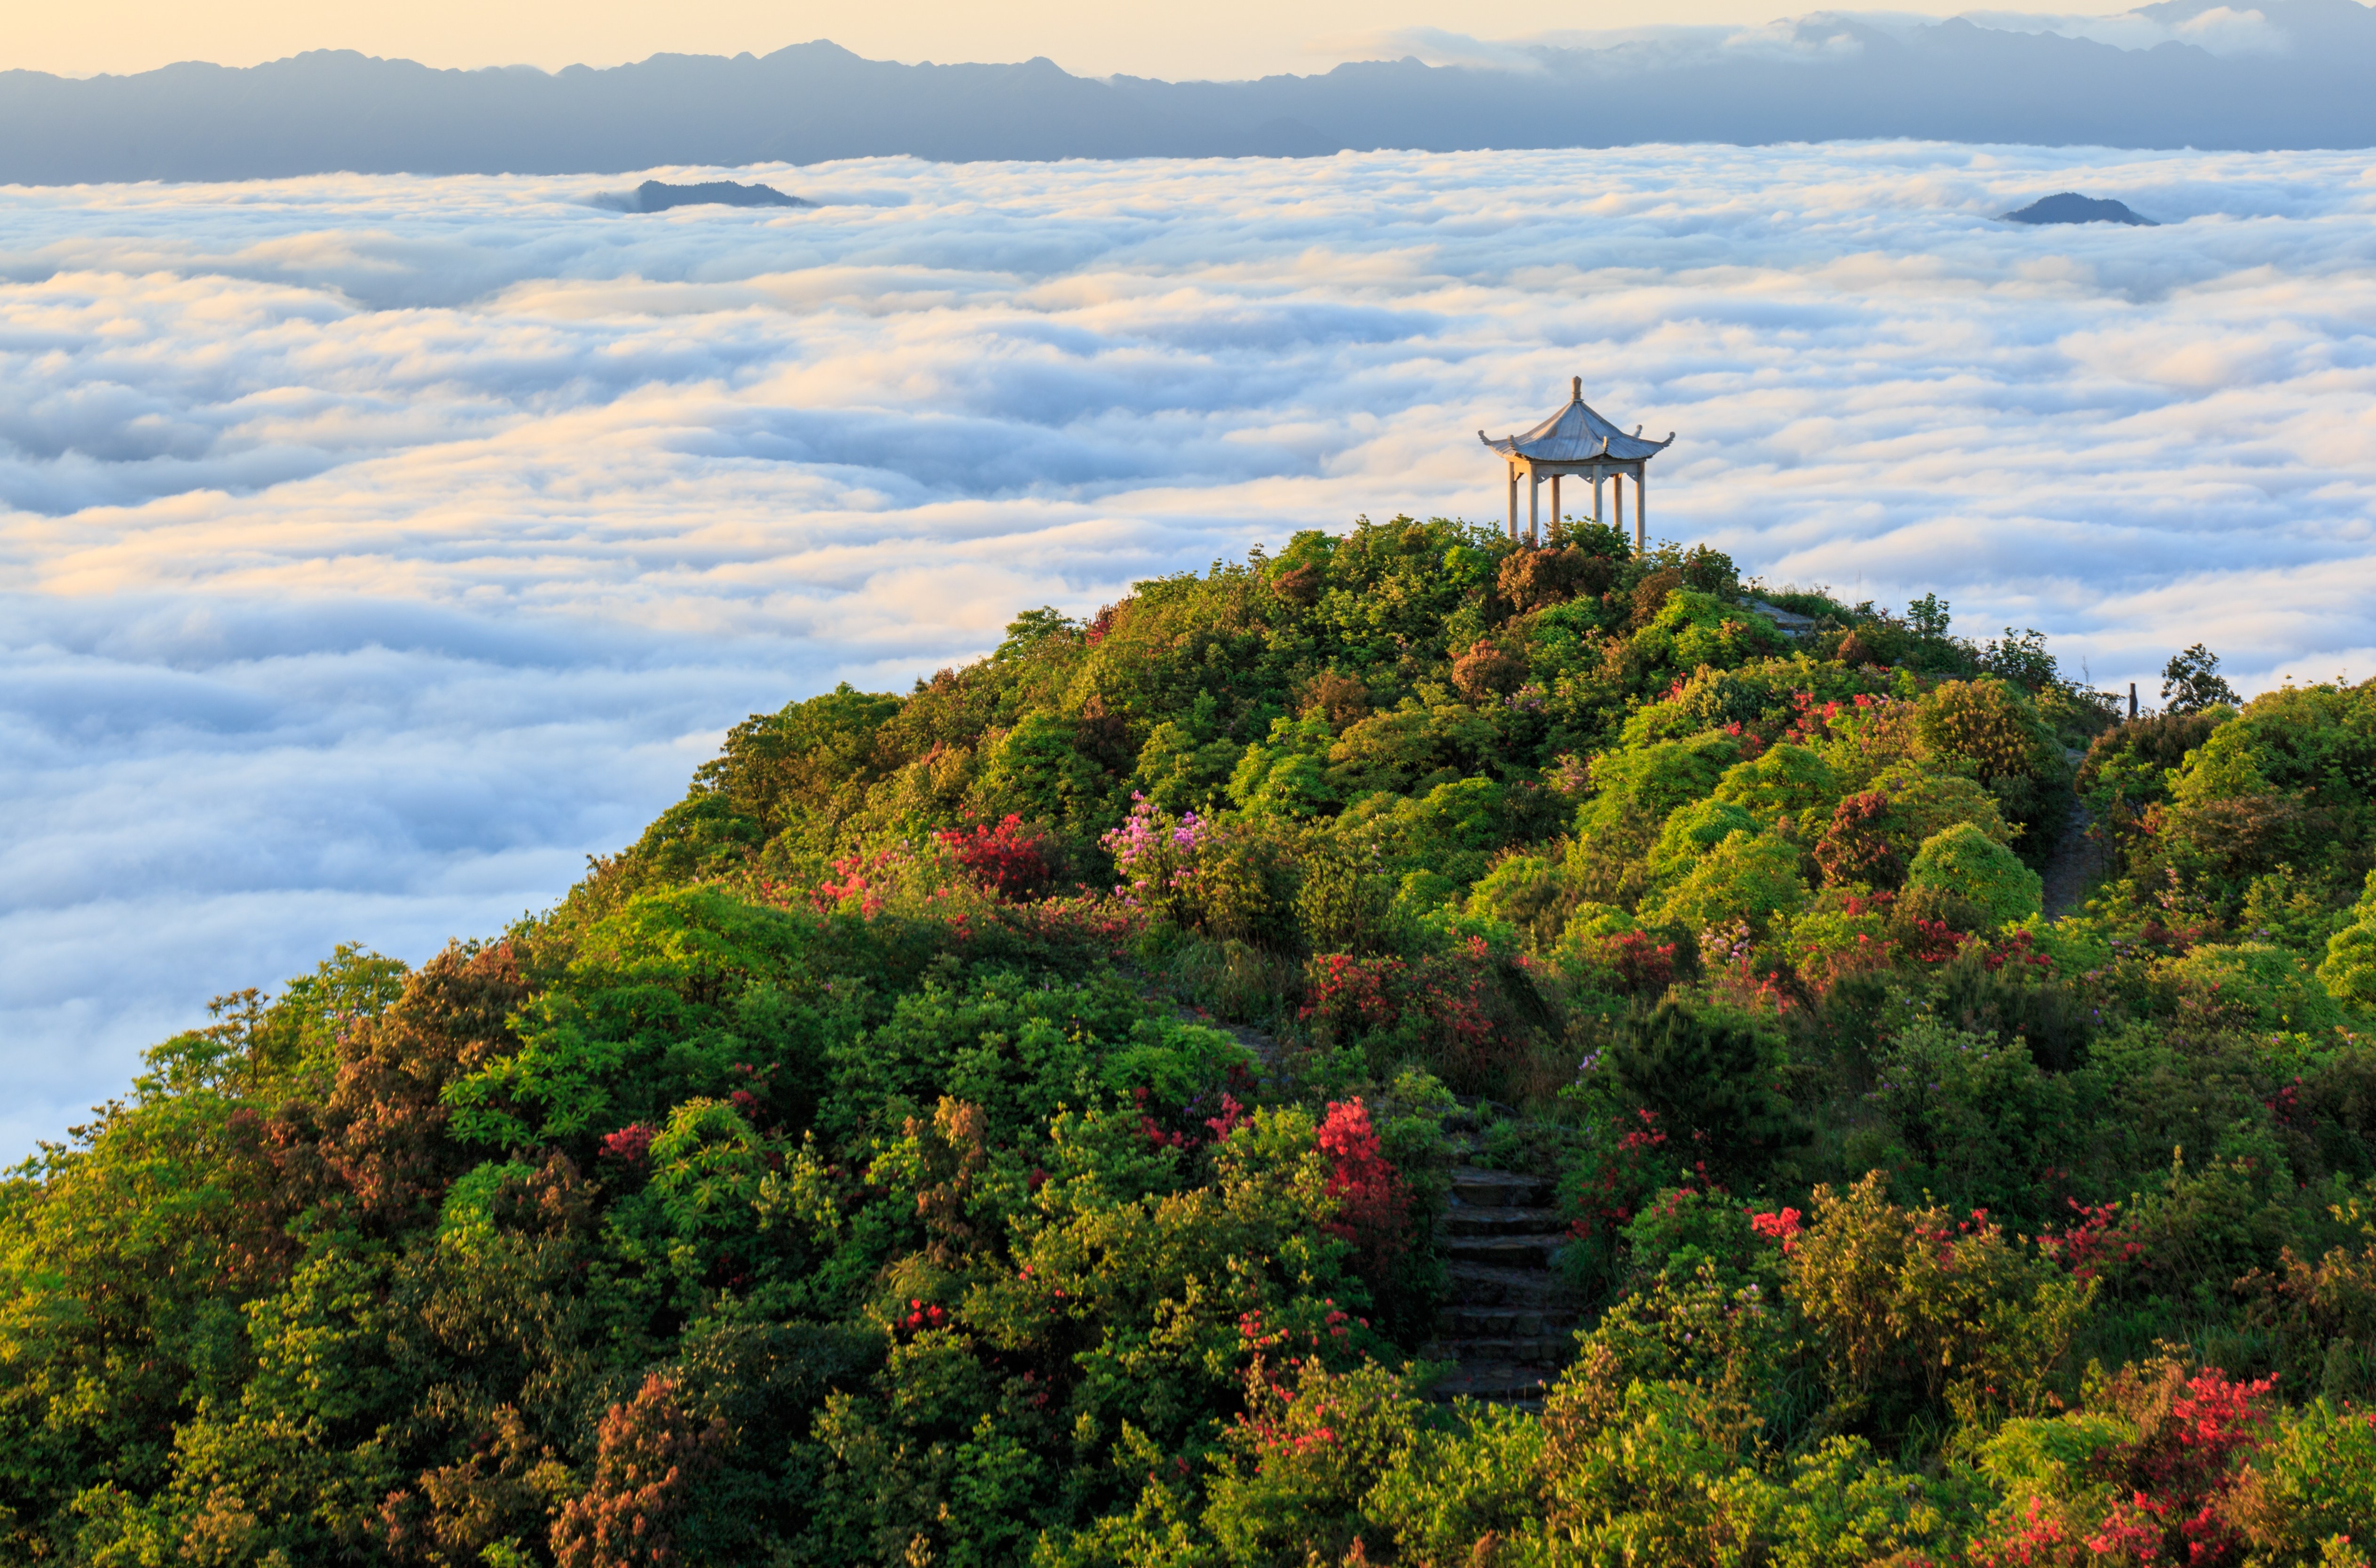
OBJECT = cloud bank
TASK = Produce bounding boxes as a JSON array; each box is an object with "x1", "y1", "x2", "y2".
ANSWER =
[{"x1": 2, "y1": 142, "x2": 2372, "y2": 1156}]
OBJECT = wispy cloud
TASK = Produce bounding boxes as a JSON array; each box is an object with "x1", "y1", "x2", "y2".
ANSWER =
[
  {"x1": 1958, "y1": 5, "x2": 2292, "y2": 56},
  {"x1": 1, "y1": 142, "x2": 2372, "y2": 1155}
]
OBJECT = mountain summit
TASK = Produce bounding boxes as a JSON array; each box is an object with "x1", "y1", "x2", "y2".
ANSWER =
[
  {"x1": 631, "y1": 179, "x2": 812, "y2": 212},
  {"x1": 2002, "y1": 192, "x2": 2158, "y2": 226}
]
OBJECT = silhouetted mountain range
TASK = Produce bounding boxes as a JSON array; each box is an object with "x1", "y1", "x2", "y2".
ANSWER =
[{"x1": 4, "y1": 0, "x2": 2374, "y2": 184}]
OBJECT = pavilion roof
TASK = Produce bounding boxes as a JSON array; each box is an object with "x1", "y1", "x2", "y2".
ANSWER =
[{"x1": 1480, "y1": 383, "x2": 1674, "y2": 464}]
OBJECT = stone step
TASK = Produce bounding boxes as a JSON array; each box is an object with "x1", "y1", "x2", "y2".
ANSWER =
[
  {"x1": 1426, "y1": 1360, "x2": 1556, "y2": 1403},
  {"x1": 1424, "y1": 1336, "x2": 1574, "y2": 1366},
  {"x1": 1445, "y1": 1262, "x2": 1573, "y2": 1308},
  {"x1": 1435, "y1": 1304, "x2": 1578, "y2": 1338},
  {"x1": 1448, "y1": 1168, "x2": 1555, "y2": 1207},
  {"x1": 1443, "y1": 1232, "x2": 1566, "y2": 1268},
  {"x1": 1440, "y1": 1204, "x2": 1567, "y2": 1239}
]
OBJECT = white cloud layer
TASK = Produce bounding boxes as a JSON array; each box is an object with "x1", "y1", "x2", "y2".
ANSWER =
[{"x1": 3, "y1": 142, "x2": 2373, "y2": 1156}]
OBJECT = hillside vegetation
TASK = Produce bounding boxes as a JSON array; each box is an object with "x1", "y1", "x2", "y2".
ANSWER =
[{"x1": 7, "y1": 515, "x2": 2376, "y2": 1566}]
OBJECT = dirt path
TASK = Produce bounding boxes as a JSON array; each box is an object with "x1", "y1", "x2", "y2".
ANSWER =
[{"x1": 2041, "y1": 791, "x2": 2105, "y2": 919}]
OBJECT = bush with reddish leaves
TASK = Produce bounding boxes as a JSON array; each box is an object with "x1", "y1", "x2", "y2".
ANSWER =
[
  {"x1": 1814, "y1": 789, "x2": 1905, "y2": 889},
  {"x1": 551, "y1": 1374, "x2": 727, "y2": 1568}
]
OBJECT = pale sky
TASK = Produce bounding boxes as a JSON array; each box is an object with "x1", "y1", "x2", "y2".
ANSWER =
[{"x1": 9, "y1": 0, "x2": 2132, "y2": 81}]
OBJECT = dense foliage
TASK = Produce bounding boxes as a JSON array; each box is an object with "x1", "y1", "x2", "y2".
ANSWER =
[{"x1": 7, "y1": 514, "x2": 2376, "y2": 1565}]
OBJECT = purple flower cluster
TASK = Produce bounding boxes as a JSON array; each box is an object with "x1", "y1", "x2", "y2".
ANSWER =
[{"x1": 1101, "y1": 794, "x2": 1212, "y2": 905}]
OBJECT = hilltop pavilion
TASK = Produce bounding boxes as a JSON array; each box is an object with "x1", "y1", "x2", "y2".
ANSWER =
[{"x1": 1481, "y1": 378, "x2": 1675, "y2": 550}]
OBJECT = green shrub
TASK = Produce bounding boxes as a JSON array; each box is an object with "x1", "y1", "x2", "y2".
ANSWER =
[
  {"x1": 2321, "y1": 867, "x2": 2376, "y2": 1007},
  {"x1": 1714, "y1": 743, "x2": 1840, "y2": 831},
  {"x1": 1786, "y1": 1174, "x2": 2093, "y2": 1435},
  {"x1": 1867, "y1": 1018, "x2": 2079, "y2": 1220},
  {"x1": 1599, "y1": 1002, "x2": 1808, "y2": 1183},
  {"x1": 1907, "y1": 822, "x2": 2043, "y2": 927},
  {"x1": 1648, "y1": 829, "x2": 1810, "y2": 938},
  {"x1": 1645, "y1": 798, "x2": 1761, "y2": 887}
]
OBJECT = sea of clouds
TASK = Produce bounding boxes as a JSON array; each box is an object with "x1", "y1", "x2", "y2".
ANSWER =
[{"x1": 3, "y1": 141, "x2": 2373, "y2": 1156}]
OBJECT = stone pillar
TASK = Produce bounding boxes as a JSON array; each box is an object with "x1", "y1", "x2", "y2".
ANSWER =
[
  {"x1": 1593, "y1": 463, "x2": 1604, "y2": 527},
  {"x1": 1549, "y1": 473, "x2": 1561, "y2": 541},
  {"x1": 1613, "y1": 473, "x2": 1625, "y2": 542},
  {"x1": 1507, "y1": 465, "x2": 1518, "y2": 541},
  {"x1": 1636, "y1": 466, "x2": 1647, "y2": 554},
  {"x1": 1527, "y1": 466, "x2": 1540, "y2": 544}
]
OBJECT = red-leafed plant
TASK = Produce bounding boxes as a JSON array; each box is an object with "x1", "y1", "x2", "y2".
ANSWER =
[{"x1": 550, "y1": 1374, "x2": 726, "y2": 1568}]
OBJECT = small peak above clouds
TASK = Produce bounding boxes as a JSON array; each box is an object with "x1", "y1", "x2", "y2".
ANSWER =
[
  {"x1": 623, "y1": 180, "x2": 814, "y2": 213},
  {"x1": 2003, "y1": 191, "x2": 2160, "y2": 224}
]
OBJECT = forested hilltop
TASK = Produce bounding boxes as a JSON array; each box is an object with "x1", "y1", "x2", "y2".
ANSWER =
[{"x1": 8, "y1": 515, "x2": 2376, "y2": 1566}]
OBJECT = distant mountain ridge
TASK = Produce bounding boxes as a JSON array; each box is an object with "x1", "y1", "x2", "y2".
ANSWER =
[{"x1": 3, "y1": 2, "x2": 2375, "y2": 184}]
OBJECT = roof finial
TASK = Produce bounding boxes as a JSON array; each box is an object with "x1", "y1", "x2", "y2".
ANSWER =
[{"x1": 1571, "y1": 376, "x2": 1581, "y2": 402}]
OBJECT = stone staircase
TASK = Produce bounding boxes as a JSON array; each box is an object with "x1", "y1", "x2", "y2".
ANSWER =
[{"x1": 1424, "y1": 1161, "x2": 1580, "y2": 1406}]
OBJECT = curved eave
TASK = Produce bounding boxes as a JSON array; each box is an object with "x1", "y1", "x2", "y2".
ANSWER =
[{"x1": 1478, "y1": 430, "x2": 1676, "y2": 463}]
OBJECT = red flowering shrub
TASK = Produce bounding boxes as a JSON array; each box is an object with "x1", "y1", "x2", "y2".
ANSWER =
[
  {"x1": 1780, "y1": 890, "x2": 1897, "y2": 995},
  {"x1": 1133, "y1": 1085, "x2": 1199, "y2": 1150},
  {"x1": 805, "y1": 842, "x2": 914, "y2": 916},
  {"x1": 895, "y1": 1297, "x2": 948, "y2": 1334},
  {"x1": 1980, "y1": 928, "x2": 2055, "y2": 974},
  {"x1": 2039, "y1": 1197, "x2": 2147, "y2": 1284},
  {"x1": 1748, "y1": 1206, "x2": 1803, "y2": 1254},
  {"x1": 1301, "y1": 954, "x2": 1404, "y2": 1038},
  {"x1": 1783, "y1": 688, "x2": 1889, "y2": 748},
  {"x1": 1298, "y1": 942, "x2": 1496, "y2": 1083},
  {"x1": 933, "y1": 813, "x2": 1054, "y2": 899},
  {"x1": 1903, "y1": 914, "x2": 1965, "y2": 964},
  {"x1": 1604, "y1": 930, "x2": 1678, "y2": 997},
  {"x1": 1565, "y1": 1106, "x2": 1675, "y2": 1249},
  {"x1": 1316, "y1": 1098, "x2": 1410, "y2": 1287},
  {"x1": 1970, "y1": 1358, "x2": 2279, "y2": 1568},
  {"x1": 2092, "y1": 1365, "x2": 2275, "y2": 1567},
  {"x1": 1204, "y1": 1092, "x2": 1252, "y2": 1143},
  {"x1": 600, "y1": 1123, "x2": 656, "y2": 1166},
  {"x1": 1205, "y1": 1357, "x2": 1417, "y2": 1566}
]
